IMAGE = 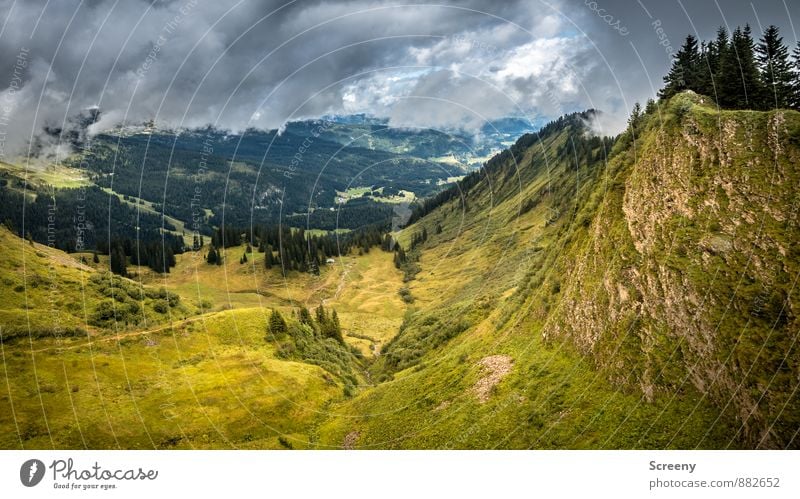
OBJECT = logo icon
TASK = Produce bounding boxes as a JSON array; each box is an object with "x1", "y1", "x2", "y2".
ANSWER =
[{"x1": 20, "y1": 459, "x2": 45, "y2": 487}]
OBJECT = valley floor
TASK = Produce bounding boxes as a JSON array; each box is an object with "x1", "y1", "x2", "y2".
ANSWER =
[
  {"x1": 0, "y1": 227, "x2": 740, "y2": 449},
  {"x1": 0, "y1": 230, "x2": 407, "y2": 449}
]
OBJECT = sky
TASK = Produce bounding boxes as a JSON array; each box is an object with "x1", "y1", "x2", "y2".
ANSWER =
[{"x1": 0, "y1": 0, "x2": 798, "y2": 156}]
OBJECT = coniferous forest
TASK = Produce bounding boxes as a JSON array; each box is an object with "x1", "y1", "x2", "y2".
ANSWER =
[{"x1": 660, "y1": 24, "x2": 800, "y2": 110}]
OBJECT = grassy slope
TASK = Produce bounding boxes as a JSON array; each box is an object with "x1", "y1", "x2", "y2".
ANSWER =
[
  {"x1": 316, "y1": 95, "x2": 798, "y2": 449},
  {"x1": 0, "y1": 307, "x2": 343, "y2": 449},
  {"x1": 543, "y1": 94, "x2": 800, "y2": 448},
  {"x1": 0, "y1": 159, "x2": 91, "y2": 190},
  {"x1": 0, "y1": 228, "x2": 406, "y2": 449},
  {"x1": 2, "y1": 94, "x2": 796, "y2": 449},
  {"x1": 0, "y1": 226, "x2": 194, "y2": 339}
]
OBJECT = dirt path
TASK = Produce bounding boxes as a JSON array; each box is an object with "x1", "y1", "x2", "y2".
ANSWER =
[
  {"x1": 30, "y1": 313, "x2": 212, "y2": 353},
  {"x1": 321, "y1": 262, "x2": 352, "y2": 306}
]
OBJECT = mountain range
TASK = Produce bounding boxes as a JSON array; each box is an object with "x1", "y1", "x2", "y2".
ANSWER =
[{"x1": 1, "y1": 91, "x2": 796, "y2": 449}]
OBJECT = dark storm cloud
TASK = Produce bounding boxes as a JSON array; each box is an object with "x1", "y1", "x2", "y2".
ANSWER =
[{"x1": 0, "y1": 0, "x2": 797, "y2": 156}]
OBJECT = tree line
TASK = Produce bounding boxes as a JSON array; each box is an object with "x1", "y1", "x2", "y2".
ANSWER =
[
  {"x1": 661, "y1": 24, "x2": 800, "y2": 110},
  {"x1": 109, "y1": 238, "x2": 182, "y2": 276},
  {"x1": 202, "y1": 222, "x2": 391, "y2": 274}
]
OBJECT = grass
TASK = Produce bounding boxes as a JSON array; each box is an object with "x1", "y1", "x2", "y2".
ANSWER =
[
  {"x1": 302, "y1": 228, "x2": 351, "y2": 238},
  {"x1": 336, "y1": 186, "x2": 417, "y2": 205},
  {"x1": 0, "y1": 159, "x2": 91, "y2": 189},
  {"x1": 135, "y1": 243, "x2": 405, "y2": 354},
  {"x1": 0, "y1": 307, "x2": 344, "y2": 449},
  {"x1": 0, "y1": 230, "x2": 375, "y2": 449},
  {"x1": 1, "y1": 93, "x2": 796, "y2": 449},
  {"x1": 0, "y1": 227, "x2": 192, "y2": 339},
  {"x1": 316, "y1": 321, "x2": 736, "y2": 449},
  {"x1": 317, "y1": 96, "x2": 798, "y2": 449}
]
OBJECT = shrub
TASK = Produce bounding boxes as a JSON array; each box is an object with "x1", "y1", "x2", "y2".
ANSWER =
[
  {"x1": 398, "y1": 286, "x2": 414, "y2": 304},
  {"x1": 153, "y1": 300, "x2": 168, "y2": 314},
  {"x1": 89, "y1": 300, "x2": 117, "y2": 327}
]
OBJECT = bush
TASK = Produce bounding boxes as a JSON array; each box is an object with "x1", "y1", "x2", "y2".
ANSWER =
[
  {"x1": 277, "y1": 321, "x2": 360, "y2": 385},
  {"x1": 153, "y1": 300, "x2": 168, "y2": 314},
  {"x1": 89, "y1": 300, "x2": 117, "y2": 327},
  {"x1": 127, "y1": 301, "x2": 141, "y2": 315},
  {"x1": 398, "y1": 286, "x2": 414, "y2": 304}
]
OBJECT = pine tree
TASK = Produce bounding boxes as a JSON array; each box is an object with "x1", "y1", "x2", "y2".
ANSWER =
[
  {"x1": 166, "y1": 246, "x2": 176, "y2": 269},
  {"x1": 298, "y1": 306, "x2": 313, "y2": 327},
  {"x1": 701, "y1": 26, "x2": 730, "y2": 101},
  {"x1": 315, "y1": 303, "x2": 327, "y2": 328},
  {"x1": 267, "y1": 309, "x2": 287, "y2": 336},
  {"x1": 264, "y1": 244, "x2": 273, "y2": 269},
  {"x1": 696, "y1": 41, "x2": 714, "y2": 97},
  {"x1": 110, "y1": 245, "x2": 127, "y2": 277},
  {"x1": 718, "y1": 25, "x2": 764, "y2": 109},
  {"x1": 330, "y1": 309, "x2": 343, "y2": 343},
  {"x1": 628, "y1": 102, "x2": 643, "y2": 130},
  {"x1": 92, "y1": 251, "x2": 100, "y2": 264},
  {"x1": 644, "y1": 98, "x2": 657, "y2": 114},
  {"x1": 207, "y1": 246, "x2": 218, "y2": 265},
  {"x1": 393, "y1": 246, "x2": 406, "y2": 269},
  {"x1": 756, "y1": 25, "x2": 794, "y2": 109},
  {"x1": 660, "y1": 35, "x2": 701, "y2": 99},
  {"x1": 793, "y1": 42, "x2": 800, "y2": 108}
]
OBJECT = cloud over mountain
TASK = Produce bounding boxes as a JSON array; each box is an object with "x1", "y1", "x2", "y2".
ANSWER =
[{"x1": 0, "y1": 0, "x2": 796, "y2": 156}]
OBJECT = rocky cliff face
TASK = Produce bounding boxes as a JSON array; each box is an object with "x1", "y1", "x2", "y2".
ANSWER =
[
  {"x1": 319, "y1": 94, "x2": 798, "y2": 449},
  {"x1": 545, "y1": 93, "x2": 799, "y2": 447}
]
